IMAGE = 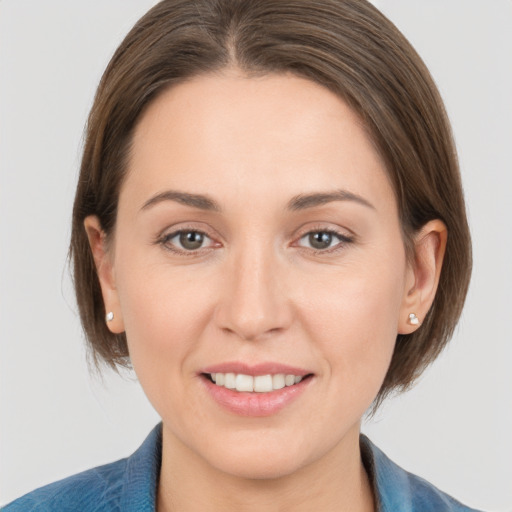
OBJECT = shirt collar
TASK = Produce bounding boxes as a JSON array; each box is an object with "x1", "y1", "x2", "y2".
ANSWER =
[
  {"x1": 360, "y1": 433, "x2": 413, "y2": 512},
  {"x1": 121, "y1": 422, "x2": 162, "y2": 511}
]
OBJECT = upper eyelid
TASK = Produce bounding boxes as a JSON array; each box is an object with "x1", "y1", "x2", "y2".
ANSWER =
[
  {"x1": 162, "y1": 228, "x2": 216, "y2": 245},
  {"x1": 295, "y1": 229, "x2": 353, "y2": 248},
  {"x1": 159, "y1": 223, "x2": 216, "y2": 240},
  {"x1": 295, "y1": 223, "x2": 355, "y2": 240}
]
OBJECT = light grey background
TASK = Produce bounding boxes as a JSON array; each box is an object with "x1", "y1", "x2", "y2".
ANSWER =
[{"x1": 1, "y1": 1, "x2": 511, "y2": 509}]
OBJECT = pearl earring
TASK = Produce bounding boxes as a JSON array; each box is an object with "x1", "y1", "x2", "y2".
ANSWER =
[
  {"x1": 408, "y1": 313, "x2": 420, "y2": 326},
  {"x1": 105, "y1": 312, "x2": 114, "y2": 322}
]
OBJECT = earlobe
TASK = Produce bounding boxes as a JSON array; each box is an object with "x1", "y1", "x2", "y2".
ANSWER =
[
  {"x1": 398, "y1": 219, "x2": 447, "y2": 334},
  {"x1": 83, "y1": 215, "x2": 125, "y2": 334}
]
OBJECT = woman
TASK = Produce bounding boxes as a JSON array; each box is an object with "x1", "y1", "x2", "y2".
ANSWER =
[{"x1": 2, "y1": 0, "x2": 484, "y2": 510}]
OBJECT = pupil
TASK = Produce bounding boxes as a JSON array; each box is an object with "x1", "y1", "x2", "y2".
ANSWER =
[
  {"x1": 310, "y1": 232, "x2": 332, "y2": 249},
  {"x1": 180, "y1": 231, "x2": 204, "y2": 250}
]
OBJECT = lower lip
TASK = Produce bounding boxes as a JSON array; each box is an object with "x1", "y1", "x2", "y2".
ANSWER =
[{"x1": 201, "y1": 376, "x2": 312, "y2": 417}]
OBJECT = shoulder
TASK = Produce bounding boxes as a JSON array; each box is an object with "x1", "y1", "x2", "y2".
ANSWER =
[
  {"x1": 360, "y1": 435, "x2": 484, "y2": 512},
  {"x1": 1, "y1": 458, "x2": 128, "y2": 512},
  {"x1": 2, "y1": 423, "x2": 162, "y2": 512}
]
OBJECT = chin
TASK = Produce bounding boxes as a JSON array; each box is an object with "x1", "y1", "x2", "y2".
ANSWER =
[
  {"x1": 211, "y1": 448, "x2": 309, "y2": 481},
  {"x1": 191, "y1": 428, "x2": 325, "y2": 481}
]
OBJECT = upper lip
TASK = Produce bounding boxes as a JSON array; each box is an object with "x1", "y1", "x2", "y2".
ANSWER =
[{"x1": 200, "y1": 361, "x2": 311, "y2": 377}]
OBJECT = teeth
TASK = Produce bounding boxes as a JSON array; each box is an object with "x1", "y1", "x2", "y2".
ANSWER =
[
  {"x1": 272, "y1": 374, "x2": 285, "y2": 390},
  {"x1": 224, "y1": 373, "x2": 236, "y2": 389},
  {"x1": 235, "y1": 374, "x2": 254, "y2": 392},
  {"x1": 285, "y1": 374, "x2": 295, "y2": 386},
  {"x1": 254, "y1": 375, "x2": 273, "y2": 393},
  {"x1": 209, "y1": 372, "x2": 306, "y2": 393}
]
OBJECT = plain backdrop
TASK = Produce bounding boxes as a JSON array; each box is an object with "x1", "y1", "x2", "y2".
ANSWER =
[{"x1": 1, "y1": 1, "x2": 511, "y2": 509}]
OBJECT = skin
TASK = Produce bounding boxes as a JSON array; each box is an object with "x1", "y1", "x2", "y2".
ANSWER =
[{"x1": 86, "y1": 69, "x2": 446, "y2": 512}]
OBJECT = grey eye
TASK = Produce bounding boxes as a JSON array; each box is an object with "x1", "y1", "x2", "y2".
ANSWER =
[
  {"x1": 178, "y1": 231, "x2": 205, "y2": 250},
  {"x1": 297, "y1": 229, "x2": 353, "y2": 252},
  {"x1": 308, "y1": 231, "x2": 334, "y2": 250}
]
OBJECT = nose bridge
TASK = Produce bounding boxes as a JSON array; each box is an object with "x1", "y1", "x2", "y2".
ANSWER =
[{"x1": 215, "y1": 235, "x2": 291, "y2": 341}]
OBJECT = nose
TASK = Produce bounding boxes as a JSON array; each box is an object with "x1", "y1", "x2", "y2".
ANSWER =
[{"x1": 214, "y1": 242, "x2": 293, "y2": 342}]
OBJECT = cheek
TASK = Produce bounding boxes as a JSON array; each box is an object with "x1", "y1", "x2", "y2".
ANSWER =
[
  {"x1": 113, "y1": 250, "x2": 216, "y2": 404},
  {"x1": 299, "y1": 249, "x2": 406, "y2": 404}
]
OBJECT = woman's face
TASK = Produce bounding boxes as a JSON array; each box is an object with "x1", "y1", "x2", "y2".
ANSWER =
[{"x1": 99, "y1": 71, "x2": 416, "y2": 478}]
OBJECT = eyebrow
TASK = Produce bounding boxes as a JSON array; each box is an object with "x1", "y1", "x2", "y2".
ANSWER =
[
  {"x1": 140, "y1": 188, "x2": 375, "y2": 213},
  {"x1": 141, "y1": 190, "x2": 221, "y2": 212},
  {"x1": 286, "y1": 189, "x2": 375, "y2": 211}
]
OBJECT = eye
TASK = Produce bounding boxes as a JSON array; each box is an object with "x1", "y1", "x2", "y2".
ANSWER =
[
  {"x1": 159, "y1": 229, "x2": 216, "y2": 253},
  {"x1": 297, "y1": 229, "x2": 353, "y2": 252}
]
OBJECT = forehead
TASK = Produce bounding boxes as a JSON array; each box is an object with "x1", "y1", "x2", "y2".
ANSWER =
[{"x1": 123, "y1": 70, "x2": 395, "y2": 215}]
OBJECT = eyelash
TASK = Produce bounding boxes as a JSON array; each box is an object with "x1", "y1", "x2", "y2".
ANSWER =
[
  {"x1": 296, "y1": 226, "x2": 354, "y2": 254},
  {"x1": 155, "y1": 225, "x2": 354, "y2": 257},
  {"x1": 155, "y1": 226, "x2": 219, "y2": 257}
]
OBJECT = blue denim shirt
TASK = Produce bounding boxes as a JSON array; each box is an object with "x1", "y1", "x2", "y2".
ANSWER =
[{"x1": 3, "y1": 423, "x2": 482, "y2": 511}]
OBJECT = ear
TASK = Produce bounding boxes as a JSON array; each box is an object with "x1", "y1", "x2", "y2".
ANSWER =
[
  {"x1": 84, "y1": 215, "x2": 125, "y2": 334},
  {"x1": 398, "y1": 219, "x2": 447, "y2": 334}
]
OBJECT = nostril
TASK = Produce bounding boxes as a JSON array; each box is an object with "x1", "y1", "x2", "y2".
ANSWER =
[{"x1": 213, "y1": 276, "x2": 293, "y2": 342}]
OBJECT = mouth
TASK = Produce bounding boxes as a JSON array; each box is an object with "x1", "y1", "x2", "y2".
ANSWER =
[
  {"x1": 202, "y1": 372, "x2": 313, "y2": 393},
  {"x1": 199, "y1": 365, "x2": 314, "y2": 416}
]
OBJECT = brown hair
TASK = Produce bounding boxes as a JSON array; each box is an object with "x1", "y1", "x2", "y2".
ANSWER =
[{"x1": 70, "y1": 0, "x2": 471, "y2": 404}]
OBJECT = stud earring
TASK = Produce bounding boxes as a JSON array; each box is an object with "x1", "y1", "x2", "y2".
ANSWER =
[
  {"x1": 408, "y1": 313, "x2": 420, "y2": 326},
  {"x1": 105, "y1": 312, "x2": 114, "y2": 322}
]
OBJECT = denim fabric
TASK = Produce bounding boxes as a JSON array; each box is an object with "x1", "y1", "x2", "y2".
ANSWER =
[
  {"x1": 3, "y1": 423, "x2": 482, "y2": 511},
  {"x1": 359, "y1": 436, "x2": 482, "y2": 512},
  {"x1": 2, "y1": 425, "x2": 162, "y2": 512}
]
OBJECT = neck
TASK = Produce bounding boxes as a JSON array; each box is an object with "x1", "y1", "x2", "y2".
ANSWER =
[{"x1": 157, "y1": 423, "x2": 375, "y2": 512}]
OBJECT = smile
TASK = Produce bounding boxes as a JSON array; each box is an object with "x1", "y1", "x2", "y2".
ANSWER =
[
  {"x1": 200, "y1": 366, "x2": 313, "y2": 416},
  {"x1": 207, "y1": 372, "x2": 304, "y2": 393}
]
